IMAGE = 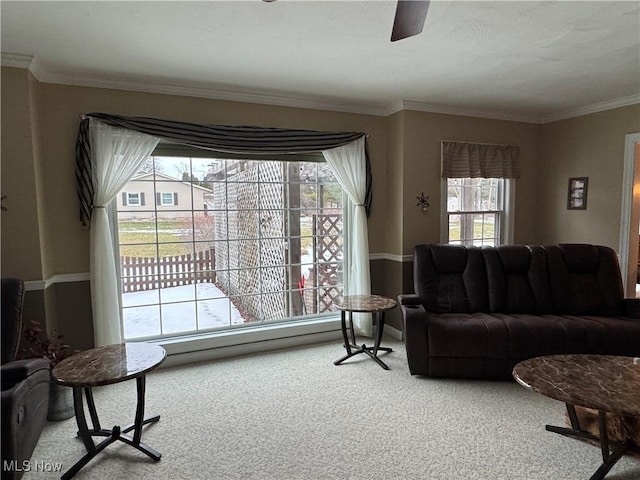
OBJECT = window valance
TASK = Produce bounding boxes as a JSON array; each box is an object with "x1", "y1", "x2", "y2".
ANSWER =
[
  {"x1": 76, "y1": 113, "x2": 371, "y2": 226},
  {"x1": 441, "y1": 140, "x2": 520, "y2": 179}
]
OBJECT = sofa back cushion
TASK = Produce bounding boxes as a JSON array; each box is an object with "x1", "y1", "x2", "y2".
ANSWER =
[
  {"x1": 483, "y1": 245, "x2": 553, "y2": 314},
  {"x1": 414, "y1": 244, "x2": 489, "y2": 313},
  {"x1": 544, "y1": 244, "x2": 624, "y2": 316}
]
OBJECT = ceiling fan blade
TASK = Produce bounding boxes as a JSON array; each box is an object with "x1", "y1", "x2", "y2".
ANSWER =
[{"x1": 391, "y1": 0, "x2": 430, "y2": 42}]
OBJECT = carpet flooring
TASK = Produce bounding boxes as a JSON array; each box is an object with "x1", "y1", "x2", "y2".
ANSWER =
[{"x1": 24, "y1": 338, "x2": 640, "y2": 480}]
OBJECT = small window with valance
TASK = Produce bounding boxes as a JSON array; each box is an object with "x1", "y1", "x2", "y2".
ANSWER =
[{"x1": 441, "y1": 141, "x2": 520, "y2": 246}]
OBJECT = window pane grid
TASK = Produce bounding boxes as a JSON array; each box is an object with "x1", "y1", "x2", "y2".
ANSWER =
[
  {"x1": 118, "y1": 156, "x2": 344, "y2": 340},
  {"x1": 446, "y1": 177, "x2": 504, "y2": 246}
]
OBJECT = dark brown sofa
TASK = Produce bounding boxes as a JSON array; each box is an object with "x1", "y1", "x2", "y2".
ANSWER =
[{"x1": 399, "y1": 244, "x2": 640, "y2": 379}]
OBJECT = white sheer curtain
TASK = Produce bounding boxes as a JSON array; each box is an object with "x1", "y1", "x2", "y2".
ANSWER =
[
  {"x1": 322, "y1": 136, "x2": 372, "y2": 336},
  {"x1": 89, "y1": 119, "x2": 160, "y2": 346}
]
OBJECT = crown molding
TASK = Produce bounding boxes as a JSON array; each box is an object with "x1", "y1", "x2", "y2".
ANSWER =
[
  {"x1": 394, "y1": 100, "x2": 543, "y2": 124},
  {"x1": 29, "y1": 67, "x2": 391, "y2": 117},
  {"x1": 4, "y1": 52, "x2": 638, "y2": 123},
  {"x1": 540, "y1": 93, "x2": 640, "y2": 124}
]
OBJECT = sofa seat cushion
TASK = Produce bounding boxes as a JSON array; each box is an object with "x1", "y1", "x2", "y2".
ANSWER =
[
  {"x1": 561, "y1": 315, "x2": 640, "y2": 356},
  {"x1": 428, "y1": 313, "x2": 640, "y2": 359}
]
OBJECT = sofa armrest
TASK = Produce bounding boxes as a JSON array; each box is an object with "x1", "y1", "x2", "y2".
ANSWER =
[
  {"x1": 1, "y1": 359, "x2": 50, "y2": 387},
  {"x1": 2, "y1": 361, "x2": 50, "y2": 475},
  {"x1": 399, "y1": 298, "x2": 431, "y2": 375},
  {"x1": 622, "y1": 298, "x2": 640, "y2": 318},
  {"x1": 398, "y1": 293, "x2": 422, "y2": 306}
]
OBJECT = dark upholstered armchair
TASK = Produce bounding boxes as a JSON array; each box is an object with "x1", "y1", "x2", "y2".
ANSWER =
[{"x1": 1, "y1": 278, "x2": 50, "y2": 480}]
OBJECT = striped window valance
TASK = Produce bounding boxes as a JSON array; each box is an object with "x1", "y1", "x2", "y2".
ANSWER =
[
  {"x1": 441, "y1": 141, "x2": 520, "y2": 179},
  {"x1": 76, "y1": 113, "x2": 371, "y2": 226}
]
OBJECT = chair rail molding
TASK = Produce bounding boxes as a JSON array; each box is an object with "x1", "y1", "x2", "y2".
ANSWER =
[
  {"x1": 24, "y1": 273, "x2": 91, "y2": 291},
  {"x1": 22, "y1": 252, "x2": 411, "y2": 292}
]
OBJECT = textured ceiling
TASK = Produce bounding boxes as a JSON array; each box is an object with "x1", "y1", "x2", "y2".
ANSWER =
[{"x1": 1, "y1": 1, "x2": 639, "y2": 122}]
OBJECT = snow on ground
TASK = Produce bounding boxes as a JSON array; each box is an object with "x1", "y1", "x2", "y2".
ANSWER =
[{"x1": 122, "y1": 283, "x2": 244, "y2": 339}]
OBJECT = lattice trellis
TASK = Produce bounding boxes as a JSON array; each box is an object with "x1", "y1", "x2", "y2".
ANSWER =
[
  {"x1": 318, "y1": 215, "x2": 343, "y2": 261},
  {"x1": 309, "y1": 213, "x2": 343, "y2": 313},
  {"x1": 212, "y1": 160, "x2": 344, "y2": 322},
  {"x1": 212, "y1": 161, "x2": 286, "y2": 322}
]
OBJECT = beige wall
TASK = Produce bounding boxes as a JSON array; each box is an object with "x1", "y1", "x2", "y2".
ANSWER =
[
  {"x1": 379, "y1": 109, "x2": 541, "y2": 329},
  {"x1": 384, "y1": 111, "x2": 405, "y2": 255},
  {"x1": 2, "y1": 64, "x2": 639, "y2": 340},
  {"x1": 538, "y1": 105, "x2": 640, "y2": 248},
  {"x1": 35, "y1": 82, "x2": 388, "y2": 275},
  {"x1": 1, "y1": 68, "x2": 44, "y2": 280},
  {"x1": 399, "y1": 110, "x2": 541, "y2": 254}
]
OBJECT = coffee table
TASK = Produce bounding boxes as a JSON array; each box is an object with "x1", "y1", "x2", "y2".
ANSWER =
[
  {"x1": 52, "y1": 342, "x2": 166, "y2": 479},
  {"x1": 513, "y1": 354, "x2": 640, "y2": 480},
  {"x1": 333, "y1": 294, "x2": 396, "y2": 370}
]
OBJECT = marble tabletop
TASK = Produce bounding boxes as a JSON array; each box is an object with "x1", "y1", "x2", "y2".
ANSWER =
[
  {"x1": 513, "y1": 354, "x2": 640, "y2": 416},
  {"x1": 52, "y1": 343, "x2": 166, "y2": 388},
  {"x1": 334, "y1": 295, "x2": 397, "y2": 313}
]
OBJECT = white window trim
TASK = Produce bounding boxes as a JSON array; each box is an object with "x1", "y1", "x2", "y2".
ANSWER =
[
  {"x1": 503, "y1": 179, "x2": 515, "y2": 245},
  {"x1": 127, "y1": 192, "x2": 141, "y2": 206},
  {"x1": 160, "y1": 192, "x2": 175, "y2": 206},
  {"x1": 116, "y1": 154, "x2": 346, "y2": 343},
  {"x1": 440, "y1": 178, "x2": 515, "y2": 245}
]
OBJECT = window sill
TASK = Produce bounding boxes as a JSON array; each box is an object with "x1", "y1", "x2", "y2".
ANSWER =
[{"x1": 149, "y1": 316, "x2": 342, "y2": 367}]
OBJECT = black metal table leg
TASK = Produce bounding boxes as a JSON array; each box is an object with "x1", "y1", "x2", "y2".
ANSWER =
[
  {"x1": 372, "y1": 312, "x2": 385, "y2": 355},
  {"x1": 61, "y1": 376, "x2": 162, "y2": 479},
  {"x1": 348, "y1": 311, "x2": 357, "y2": 347},
  {"x1": 339, "y1": 311, "x2": 352, "y2": 355},
  {"x1": 334, "y1": 309, "x2": 392, "y2": 369},
  {"x1": 84, "y1": 387, "x2": 101, "y2": 432},
  {"x1": 589, "y1": 449, "x2": 626, "y2": 480},
  {"x1": 545, "y1": 405, "x2": 632, "y2": 480},
  {"x1": 72, "y1": 387, "x2": 95, "y2": 453},
  {"x1": 133, "y1": 376, "x2": 146, "y2": 444}
]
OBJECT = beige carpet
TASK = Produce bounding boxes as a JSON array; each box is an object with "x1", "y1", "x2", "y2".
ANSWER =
[{"x1": 24, "y1": 338, "x2": 640, "y2": 480}]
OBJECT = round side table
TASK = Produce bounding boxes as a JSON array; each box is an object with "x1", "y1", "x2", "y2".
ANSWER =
[
  {"x1": 333, "y1": 294, "x2": 397, "y2": 370},
  {"x1": 52, "y1": 342, "x2": 166, "y2": 479}
]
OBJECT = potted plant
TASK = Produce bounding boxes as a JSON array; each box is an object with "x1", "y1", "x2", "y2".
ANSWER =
[{"x1": 19, "y1": 320, "x2": 76, "y2": 421}]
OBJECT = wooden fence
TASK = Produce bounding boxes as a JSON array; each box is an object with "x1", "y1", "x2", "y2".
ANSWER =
[{"x1": 121, "y1": 248, "x2": 215, "y2": 293}]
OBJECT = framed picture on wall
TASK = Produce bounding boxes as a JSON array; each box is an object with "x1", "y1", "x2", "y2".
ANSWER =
[{"x1": 567, "y1": 177, "x2": 588, "y2": 210}]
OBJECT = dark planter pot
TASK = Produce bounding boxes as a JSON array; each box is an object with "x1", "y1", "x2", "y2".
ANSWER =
[{"x1": 47, "y1": 379, "x2": 74, "y2": 421}]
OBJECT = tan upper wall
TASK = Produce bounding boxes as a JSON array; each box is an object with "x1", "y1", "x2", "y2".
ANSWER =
[
  {"x1": 384, "y1": 111, "x2": 405, "y2": 255},
  {"x1": 29, "y1": 71, "x2": 55, "y2": 279},
  {"x1": 30, "y1": 79, "x2": 388, "y2": 275},
  {"x1": 1, "y1": 68, "x2": 44, "y2": 280},
  {"x1": 3, "y1": 65, "x2": 639, "y2": 282},
  {"x1": 399, "y1": 109, "x2": 541, "y2": 254},
  {"x1": 538, "y1": 104, "x2": 640, "y2": 250}
]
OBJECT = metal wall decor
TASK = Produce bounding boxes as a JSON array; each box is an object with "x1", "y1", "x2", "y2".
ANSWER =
[
  {"x1": 567, "y1": 177, "x2": 588, "y2": 210},
  {"x1": 416, "y1": 192, "x2": 430, "y2": 212}
]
